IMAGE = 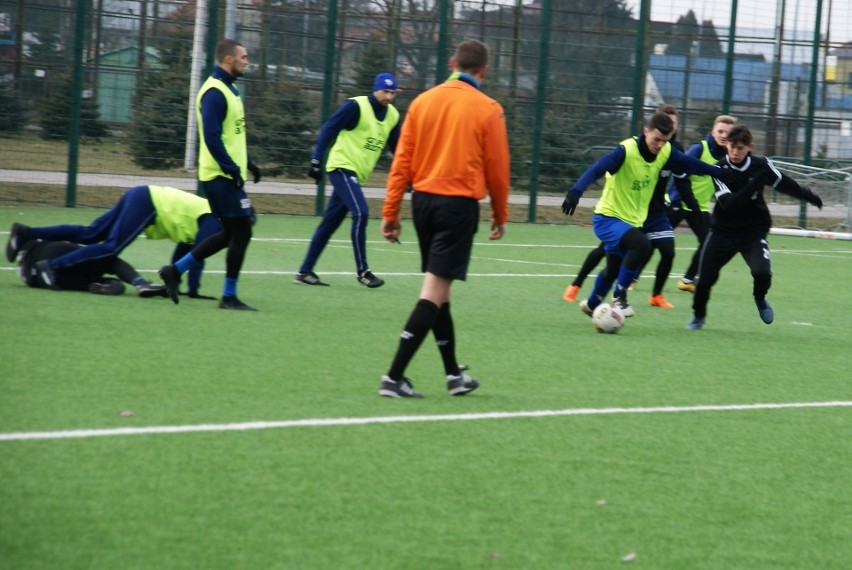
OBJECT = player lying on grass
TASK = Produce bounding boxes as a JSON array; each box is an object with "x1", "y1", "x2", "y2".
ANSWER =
[
  {"x1": 686, "y1": 124, "x2": 823, "y2": 330},
  {"x1": 16, "y1": 239, "x2": 166, "y2": 296},
  {"x1": 5, "y1": 185, "x2": 222, "y2": 299}
]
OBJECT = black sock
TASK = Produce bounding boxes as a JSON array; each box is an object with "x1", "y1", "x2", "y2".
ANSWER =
[
  {"x1": 432, "y1": 303, "x2": 460, "y2": 377},
  {"x1": 387, "y1": 299, "x2": 439, "y2": 380}
]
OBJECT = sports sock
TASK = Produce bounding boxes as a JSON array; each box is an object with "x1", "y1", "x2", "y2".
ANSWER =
[
  {"x1": 588, "y1": 271, "x2": 613, "y2": 308},
  {"x1": 223, "y1": 277, "x2": 238, "y2": 298},
  {"x1": 432, "y1": 303, "x2": 460, "y2": 377},
  {"x1": 387, "y1": 299, "x2": 439, "y2": 380},
  {"x1": 175, "y1": 252, "x2": 200, "y2": 274},
  {"x1": 613, "y1": 266, "x2": 640, "y2": 299}
]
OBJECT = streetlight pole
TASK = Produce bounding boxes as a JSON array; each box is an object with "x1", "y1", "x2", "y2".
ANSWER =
[{"x1": 184, "y1": 0, "x2": 207, "y2": 173}]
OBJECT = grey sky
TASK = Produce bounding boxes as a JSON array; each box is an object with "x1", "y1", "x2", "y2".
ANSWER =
[{"x1": 625, "y1": 0, "x2": 852, "y2": 45}]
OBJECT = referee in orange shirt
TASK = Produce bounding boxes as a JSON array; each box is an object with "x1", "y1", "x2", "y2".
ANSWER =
[{"x1": 379, "y1": 39, "x2": 511, "y2": 398}]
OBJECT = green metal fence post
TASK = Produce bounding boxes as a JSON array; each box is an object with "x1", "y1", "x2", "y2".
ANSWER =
[
  {"x1": 435, "y1": 0, "x2": 451, "y2": 86},
  {"x1": 206, "y1": 0, "x2": 220, "y2": 72},
  {"x1": 800, "y1": 0, "x2": 824, "y2": 227},
  {"x1": 527, "y1": 0, "x2": 551, "y2": 223},
  {"x1": 316, "y1": 0, "x2": 339, "y2": 215},
  {"x1": 196, "y1": 0, "x2": 220, "y2": 197},
  {"x1": 66, "y1": 0, "x2": 89, "y2": 208},
  {"x1": 722, "y1": 0, "x2": 738, "y2": 114},
  {"x1": 630, "y1": 0, "x2": 650, "y2": 136}
]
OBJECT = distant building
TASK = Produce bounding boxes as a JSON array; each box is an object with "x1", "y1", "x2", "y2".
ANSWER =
[
  {"x1": 648, "y1": 50, "x2": 852, "y2": 159},
  {"x1": 91, "y1": 45, "x2": 163, "y2": 123},
  {"x1": 825, "y1": 41, "x2": 852, "y2": 108},
  {"x1": 648, "y1": 53, "x2": 812, "y2": 112}
]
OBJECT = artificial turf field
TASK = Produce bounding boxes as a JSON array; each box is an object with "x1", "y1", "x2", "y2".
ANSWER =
[{"x1": 1, "y1": 205, "x2": 851, "y2": 569}]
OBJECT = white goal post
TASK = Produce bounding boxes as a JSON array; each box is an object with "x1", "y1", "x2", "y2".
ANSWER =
[{"x1": 770, "y1": 161, "x2": 852, "y2": 240}]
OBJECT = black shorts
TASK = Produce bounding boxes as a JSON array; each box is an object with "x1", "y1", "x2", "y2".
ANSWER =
[
  {"x1": 201, "y1": 176, "x2": 253, "y2": 219},
  {"x1": 412, "y1": 191, "x2": 479, "y2": 281}
]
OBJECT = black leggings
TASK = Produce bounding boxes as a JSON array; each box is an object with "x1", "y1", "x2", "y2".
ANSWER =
[{"x1": 192, "y1": 216, "x2": 253, "y2": 279}]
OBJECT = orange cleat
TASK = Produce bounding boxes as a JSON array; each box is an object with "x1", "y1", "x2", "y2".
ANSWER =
[
  {"x1": 563, "y1": 284, "x2": 580, "y2": 303},
  {"x1": 649, "y1": 294, "x2": 674, "y2": 308},
  {"x1": 677, "y1": 279, "x2": 695, "y2": 293}
]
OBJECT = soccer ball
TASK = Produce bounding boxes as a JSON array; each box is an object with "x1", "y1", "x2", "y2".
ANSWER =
[{"x1": 591, "y1": 303, "x2": 625, "y2": 334}]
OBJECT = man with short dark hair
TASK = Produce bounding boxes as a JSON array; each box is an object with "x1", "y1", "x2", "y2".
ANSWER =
[
  {"x1": 686, "y1": 124, "x2": 823, "y2": 330},
  {"x1": 563, "y1": 111, "x2": 736, "y2": 318},
  {"x1": 159, "y1": 38, "x2": 262, "y2": 311},
  {"x1": 379, "y1": 39, "x2": 510, "y2": 398},
  {"x1": 563, "y1": 104, "x2": 697, "y2": 309}
]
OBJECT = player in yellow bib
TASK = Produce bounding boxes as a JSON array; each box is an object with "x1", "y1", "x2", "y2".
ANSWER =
[
  {"x1": 296, "y1": 73, "x2": 402, "y2": 288},
  {"x1": 159, "y1": 39, "x2": 262, "y2": 311},
  {"x1": 562, "y1": 111, "x2": 736, "y2": 318}
]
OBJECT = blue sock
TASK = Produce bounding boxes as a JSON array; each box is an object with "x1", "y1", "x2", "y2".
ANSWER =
[
  {"x1": 614, "y1": 267, "x2": 641, "y2": 299},
  {"x1": 175, "y1": 253, "x2": 200, "y2": 274},
  {"x1": 588, "y1": 271, "x2": 614, "y2": 309},
  {"x1": 223, "y1": 277, "x2": 238, "y2": 298}
]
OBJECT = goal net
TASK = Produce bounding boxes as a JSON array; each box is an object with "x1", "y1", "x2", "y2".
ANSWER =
[{"x1": 770, "y1": 161, "x2": 852, "y2": 240}]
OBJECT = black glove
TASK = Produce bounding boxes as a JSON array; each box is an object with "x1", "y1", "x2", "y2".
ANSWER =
[
  {"x1": 562, "y1": 191, "x2": 581, "y2": 216},
  {"x1": 802, "y1": 187, "x2": 823, "y2": 209},
  {"x1": 183, "y1": 291, "x2": 217, "y2": 300},
  {"x1": 233, "y1": 173, "x2": 245, "y2": 189},
  {"x1": 308, "y1": 159, "x2": 323, "y2": 182},
  {"x1": 247, "y1": 162, "x2": 261, "y2": 184}
]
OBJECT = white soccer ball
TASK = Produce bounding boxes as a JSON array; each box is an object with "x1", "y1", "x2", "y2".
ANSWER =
[{"x1": 591, "y1": 303, "x2": 625, "y2": 334}]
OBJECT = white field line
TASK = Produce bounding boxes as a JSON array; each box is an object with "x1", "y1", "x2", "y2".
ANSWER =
[
  {"x1": 1, "y1": 401, "x2": 850, "y2": 443},
  {"x1": 241, "y1": 232, "x2": 852, "y2": 254},
  {"x1": 0, "y1": 267, "x2": 576, "y2": 277},
  {"x1": 3, "y1": 237, "x2": 846, "y2": 276},
  {"x1": 4, "y1": 231, "x2": 852, "y2": 254}
]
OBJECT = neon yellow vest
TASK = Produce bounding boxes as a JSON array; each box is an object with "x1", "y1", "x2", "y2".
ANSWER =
[
  {"x1": 326, "y1": 96, "x2": 399, "y2": 183},
  {"x1": 144, "y1": 186, "x2": 212, "y2": 243},
  {"x1": 685, "y1": 140, "x2": 715, "y2": 212},
  {"x1": 595, "y1": 137, "x2": 672, "y2": 227},
  {"x1": 196, "y1": 76, "x2": 247, "y2": 182}
]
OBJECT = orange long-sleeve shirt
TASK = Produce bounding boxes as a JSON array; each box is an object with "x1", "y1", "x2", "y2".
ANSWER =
[{"x1": 383, "y1": 79, "x2": 511, "y2": 224}]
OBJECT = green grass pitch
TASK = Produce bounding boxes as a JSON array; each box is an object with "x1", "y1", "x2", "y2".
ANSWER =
[{"x1": 1, "y1": 205, "x2": 851, "y2": 569}]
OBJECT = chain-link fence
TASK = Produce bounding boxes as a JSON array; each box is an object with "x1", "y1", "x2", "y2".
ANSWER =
[{"x1": 1, "y1": 0, "x2": 850, "y2": 227}]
